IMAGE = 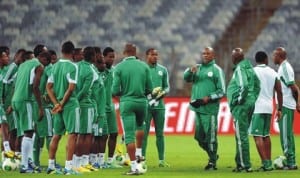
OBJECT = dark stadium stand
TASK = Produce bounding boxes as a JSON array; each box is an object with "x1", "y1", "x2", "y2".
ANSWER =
[{"x1": 0, "y1": 0, "x2": 299, "y2": 95}]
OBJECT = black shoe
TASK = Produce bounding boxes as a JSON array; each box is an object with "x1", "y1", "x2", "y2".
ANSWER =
[
  {"x1": 232, "y1": 166, "x2": 253, "y2": 173},
  {"x1": 124, "y1": 169, "x2": 140, "y2": 175},
  {"x1": 136, "y1": 156, "x2": 145, "y2": 163},
  {"x1": 204, "y1": 162, "x2": 217, "y2": 170},
  {"x1": 283, "y1": 165, "x2": 298, "y2": 170},
  {"x1": 255, "y1": 166, "x2": 273, "y2": 172}
]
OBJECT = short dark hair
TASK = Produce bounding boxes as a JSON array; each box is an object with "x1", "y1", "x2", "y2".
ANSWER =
[
  {"x1": 74, "y1": 48, "x2": 82, "y2": 54},
  {"x1": 38, "y1": 51, "x2": 52, "y2": 62},
  {"x1": 48, "y1": 50, "x2": 57, "y2": 56},
  {"x1": 83, "y1": 46, "x2": 95, "y2": 62},
  {"x1": 255, "y1": 51, "x2": 268, "y2": 63},
  {"x1": 146, "y1": 48, "x2": 155, "y2": 55},
  {"x1": 94, "y1": 46, "x2": 102, "y2": 54},
  {"x1": 103, "y1": 47, "x2": 114, "y2": 56},
  {"x1": 34, "y1": 44, "x2": 46, "y2": 57},
  {"x1": 22, "y1": 50, "x2": 34, "y2": 60},
  {"x1": 61, "y1": 41, "x2": 75, "y2": 54},
  {"x1": 0, "y1": 46, "x2": 9, "y2": 55}
]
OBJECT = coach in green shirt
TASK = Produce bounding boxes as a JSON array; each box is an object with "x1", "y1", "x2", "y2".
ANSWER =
[
  {"x1": 184, "y1": 47, "x2": 225, "y2": 170},
  {"x1": 227, "y1": 48, "x2": 260, "y2": 172},
  {"x1": 112, "y1": 43, "x2": 153, "y2": 175}
]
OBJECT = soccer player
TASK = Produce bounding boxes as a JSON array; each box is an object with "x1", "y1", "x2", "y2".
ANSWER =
[
  {"x1": 3, "y1": 48, "x2": 26, "y2": 159},
  {"x1": 183, "y1": 47, "x2": 225, "y2": 170},
  {"x1": 0, "y1": 49, "x2": 12, "y2": 160},
  {"x1": 33, "y1": 51, "x2": 54, "y2": 167},
  {"x1": 142, "y1": 48, "x2": 170, "y2": 167},
  {"x1": 272, "y1": 47, "x2": 300, "y2": 170},
  {"x1": 46, "y1": 41, "x2": 80, "y2": 175},
  {"x1": 12, "y1": 50, "x2": 51, "y2": 173},
  {"x1": 73, "y1": 47, "x2": 98, "y2": 172},
  {"x1": 90, "y1": 49, "x2": 107, "y2": 168},
  {"x1": 112, "y1": 43, "x2": 153, "y2": 175},
  {"x1": 250, "y1": 51, "x2": 282, "y2": 171},
  {"x1": 227, "y1": 48, "x2": 260, "y2": 172},
  {"x1": 98, "y1": 47, "x2": 120, "y2": 168}
]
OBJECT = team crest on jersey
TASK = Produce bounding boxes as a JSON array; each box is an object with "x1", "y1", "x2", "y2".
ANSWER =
[
  {"x1": 158, "y1": 71, "x2": 163, "y2": 76},
  {"x1": 207, "y1": 71, "x2": 213, "y2": 77}
]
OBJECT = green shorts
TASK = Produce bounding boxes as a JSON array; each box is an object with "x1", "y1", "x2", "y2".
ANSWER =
[
  {"x1": 120, "y1": 100, "x2": 147, "y2": 144},
  {"x1": 12, "y1": 101, "x2": 37, "y2": 133},
  {"x1": 93, "y1": 116, "x2": 108, "y2": 137},
  {"x1": 53, "y1": 106, "x2": 80, "y2": 135},
  {"x1": 249, "y1": 113, "x2": 271, "y2": 137},
  {"x1": 7, "y1": 111, "x2": 17, "y2": 131},
  {"x1": 106, "y1": 108, "x2": 118, "y2": 134},
  {"x1": 0, "y1": 105, "x2": 7, "y2": 124},
  {"x1": 36, "y1": 108, "x2": 53, "y2": 137},
  {"x1": 79, "y1": 107, "x2": 94, "y2": 134}
]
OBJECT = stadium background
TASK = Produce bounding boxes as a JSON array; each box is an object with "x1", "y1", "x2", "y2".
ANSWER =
[{"x1": 0, "y1": 0, "x2": 299, "y2": 134}]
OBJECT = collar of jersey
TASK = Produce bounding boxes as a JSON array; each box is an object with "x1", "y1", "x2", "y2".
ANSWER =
[{"x1": 123, "y1": 56, "x2": 136, "y2": 61}]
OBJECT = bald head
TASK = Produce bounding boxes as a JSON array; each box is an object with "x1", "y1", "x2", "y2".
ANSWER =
[
  {"x1": 123, "y1": 43, "x2": 137, "y2": 57},
  {"x1": 272, "y1": 47, "x2": 287, "y2": 65},
  {"x1": 232, "y1": 48, "x2": 244, "y2": 65},
  {"x1": 202, "y1": 47, "x2": 215, "y2": 64}
]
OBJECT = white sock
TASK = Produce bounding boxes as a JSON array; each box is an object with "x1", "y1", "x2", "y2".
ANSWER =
[
  {"x1": 99, "y1": 153, "x2": 105, "y2": 165},
  {"x1": 135, "y1": 148, "x2": 142, "y2": 157},
  {"x1": 131, "y1": 160, "x2": 137, "y2": 171},
  {"x1": 107, "y1": 157, "x2": 113, "y2": 164},
  {"x1": 89, "y1": 153, "x2": 97, "y2": 165},
  {"x1": 78, "y1": 156, "x2": 83, "y2": 167},
  {"x1": 48, "y1": 159, "x2": 55, "y2": 169},
  {"x1": 3, "y1": 141, "x2": 11, "y2": 152},
  {"x1": 72, "y1": 154, "x2": 76, "y2": 167},
  {"x1": 65, "y1": 160, "x2": 72, "y2": 170},
  {"x1": 21, "y1": 137, "x2": 32, "y2": 168},
  {"x1": 82, "y1": 155, "x2": 89, "y2": 166}
]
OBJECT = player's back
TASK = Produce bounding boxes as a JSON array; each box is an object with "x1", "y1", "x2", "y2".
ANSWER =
[
  {"x1": 113, "y1": 57, "x2": 152, "y2": 102},
  {"x1": 254, "y1": 64, "x2": 278, "y2": 113},
  {"x1": 51, "y1": 59, "x2": 78, "y2": 106},
  {"x1": 12, "y1": 58, "x2": 40, "y2": 102}
]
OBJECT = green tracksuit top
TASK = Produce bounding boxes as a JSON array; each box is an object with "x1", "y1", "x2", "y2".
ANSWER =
[
  {"x1": 183, "y1": 60, "x2": 226, "y2": 114},
  {"x1": 0, "y1": 66, "x2": 8, "y2": 105},
  {"x1": 39, "y1": 64, "x2": 52, "y2": 107},
  {"x1": 99, "y1": 67, "x2": 114, "y2": 112},
  {"x1": 112, "y1": 56, "x2": 153, "y2": 102},
  {"x1": 91, "y1": 65, "x2": 106, "y2": 118},
  {"x1": 148, "y1": 63, "x2": 170, "y2": 110},
  {"x1": 76, "y1": 60, "x2": 95, "y2": 107},
  {"x1": 3, "y1": 62, "x2": 18, "y2": 108},
  {"x1": 227, "y1": 59, "x2": 260, "y2": 110}
]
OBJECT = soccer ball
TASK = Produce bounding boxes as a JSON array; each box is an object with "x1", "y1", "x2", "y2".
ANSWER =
[
  {"x1": 273, "y1": 156, "x2": 287, "y2": 169},
  {"x1": 136, "y1": 162, "x2": 147, "y2": 174},
  {"x1": 114, "y1": 154, "x2": 126, "y2": 165},
  {"x1": 2, "y1": 158, "x2": 17, "y2": 171},
  {"x1": 14, "y1": 159, "x2": 21, "y2": 169}
]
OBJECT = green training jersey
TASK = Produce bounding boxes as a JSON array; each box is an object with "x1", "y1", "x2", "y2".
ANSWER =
[
  {"x1": 91, "y1": 65, "x2": 106, "y2": 118},
  {"x1": 0, "y1": 66, "x2": 8, "y2": 105},
  {"x1": 12, "y1": 58, "x2": 41, "y2": 102},
  {"x1": 100, "y1": 67, "x2": 114, "y2": 112},
  {"x1": 39, "y1": 64, "x2": 52, "y2": 107},
  {"x1": 148, "y1": 63, "x2": 170, "y2": 110},
  {"x1": 112, "y1": 56, "x2": 153, "y2": 102},
  {"x1": 48, "y1": 59, "x2": 78, "y2": 108},
  {"x1": 227, "y1": 59, "x2": 260, "y2": 109},
  {"x1": 76, "y1": 60, "x2": 95, "y2": 107},
  {"x1": 3, "y1": 63, "x2": 18, "y2": 109},
  {"x1": 184, "y1": 60, "x2": 226, "y2": 114}
]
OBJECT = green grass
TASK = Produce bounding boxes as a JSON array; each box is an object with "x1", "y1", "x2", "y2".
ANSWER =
[{"x1": 1, "y1": 135, "x2": 299, "y2": 177}]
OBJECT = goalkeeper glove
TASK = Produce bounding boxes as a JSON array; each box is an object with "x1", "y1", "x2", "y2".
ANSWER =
[
  {"x1": 190, "y1": 99, "x2": 205, "y2": 108},
  {"x1": 152, "y1": 87, "x2": 162, "y2": 96}
]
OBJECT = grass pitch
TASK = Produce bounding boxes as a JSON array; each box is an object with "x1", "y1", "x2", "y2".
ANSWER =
[{"x1": 1, "y1": 135, "x2": 299, "y2": 178}]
